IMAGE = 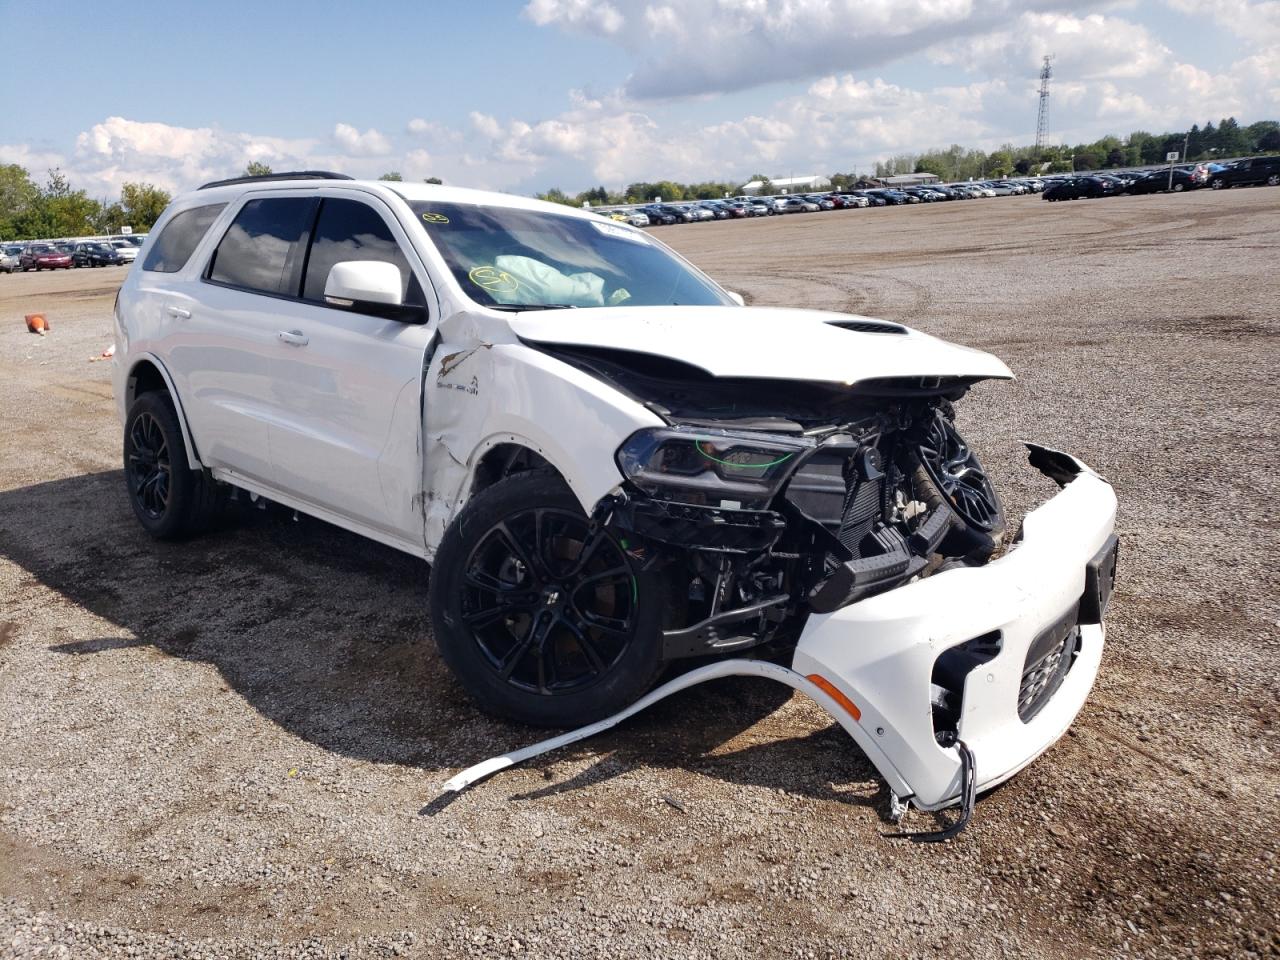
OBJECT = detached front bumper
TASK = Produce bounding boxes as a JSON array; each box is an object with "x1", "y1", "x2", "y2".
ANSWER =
[{"x1": 791, "y1": 445, "x2": 1118, "y2": 810}]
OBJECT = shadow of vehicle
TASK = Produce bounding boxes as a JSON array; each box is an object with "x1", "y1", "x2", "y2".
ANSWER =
[{"x1": 1, "y1": 470, "x2": 874, "y2": 805}]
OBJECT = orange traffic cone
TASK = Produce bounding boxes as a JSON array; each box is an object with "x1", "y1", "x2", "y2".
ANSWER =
[{"x1": 25, "y1": 314, "x2": 49, "y2": 335}]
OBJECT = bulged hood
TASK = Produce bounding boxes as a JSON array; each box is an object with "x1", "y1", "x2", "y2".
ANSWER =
[{"x1": 509, "y1": 306, "x2": 1012, "y2": 386}]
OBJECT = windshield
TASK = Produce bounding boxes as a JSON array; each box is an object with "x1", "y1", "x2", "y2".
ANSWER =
[{"x1": 408, "y1": 200, "x2": 731, "y2": 310}]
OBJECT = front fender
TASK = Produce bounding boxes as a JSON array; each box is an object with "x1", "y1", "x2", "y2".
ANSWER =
[{"x1": 421, "y1": 340, "x2": 664, "y2": 556}]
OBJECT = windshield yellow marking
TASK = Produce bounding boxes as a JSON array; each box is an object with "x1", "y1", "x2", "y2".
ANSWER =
[
  {"x1": 468, "y1": 265, "x2": 520, "y2": 295},
  {"x1": 421, "y1": 211, "x2": 450, "y2": 224}
]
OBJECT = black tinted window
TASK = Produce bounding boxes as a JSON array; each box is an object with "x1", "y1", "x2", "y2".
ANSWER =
[
  {"x1": 302, "y1": 198, "x2": 420, "y2": 303},
  {"x1": 208, "y1": 198, "x2": 316, "y2": 295},
  {"x1": 142, "y1": 203, "x2": 227, "y2": 273}
]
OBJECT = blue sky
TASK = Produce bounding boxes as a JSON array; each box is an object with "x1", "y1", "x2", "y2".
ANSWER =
[{"x1": 1, "y1": 0, "x2": 1275, "y2": 197}]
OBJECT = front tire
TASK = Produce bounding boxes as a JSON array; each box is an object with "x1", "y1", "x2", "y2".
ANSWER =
[
  {"x1": 1211, "y1": 178, "x2": 1225, "y2": 189},
  {"x1": 430, "y1": 471, "x2": 666, "y2": 727},
  {"x1": 123, "y1": 392, "x2": 222, "y2": 540}
]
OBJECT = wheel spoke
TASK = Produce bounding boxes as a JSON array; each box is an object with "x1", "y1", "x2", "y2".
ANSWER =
[
  {"x1": 560, "y1": 614, "x2": 605, "y2": 674},
  {"x1": 563, "y1": 526, "x2": 608, "y2": 579},
  {"x1": 465, "y1": 606, "x2": 519, "y2": 631},
  {"x1": 464, "y1": 567, "x2": 534, "y2": 600},
  {"x1": 495, "y1": 522, "x2": 544, "y2": 584},
  {"x1": 572, "y1": 564, "x2": 630, "y2": 591}
]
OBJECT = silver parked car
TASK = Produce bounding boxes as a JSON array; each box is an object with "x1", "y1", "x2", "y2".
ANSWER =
[{"x1": 0, "y1": 244, "x2": 24, "y2": 273}]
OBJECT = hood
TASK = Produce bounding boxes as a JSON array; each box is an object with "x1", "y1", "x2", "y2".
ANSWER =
[{"x1": 510, "y1": 306, "x2": 1012, "y2": 387}]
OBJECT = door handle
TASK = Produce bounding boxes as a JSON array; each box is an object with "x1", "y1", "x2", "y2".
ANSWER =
[
  {"x1": 277, "y1": 330, "x2": 309, "y2": 347},
  {"x1": 166, "y1": 305, "x2": 191, "y2": 319}
]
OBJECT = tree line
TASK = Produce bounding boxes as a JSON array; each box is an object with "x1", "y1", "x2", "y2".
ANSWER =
[
  {"x1": 0, "y1": 162, "x2": 449, "y2": 241},
  {"x1": 877, "y1": 117, "x2": 1279, "y2": 181},
  {"x1": 0, "y1": 165, "x2": 172, "y2": 242}
]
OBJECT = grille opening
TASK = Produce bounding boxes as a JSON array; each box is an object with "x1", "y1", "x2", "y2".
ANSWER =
[
  {"x1": 1019, "y1": 606, "x2": 1081, "y2": 722},
  {"x1": 931, "y1": 631, "x2": 1002, "y2": 744}
]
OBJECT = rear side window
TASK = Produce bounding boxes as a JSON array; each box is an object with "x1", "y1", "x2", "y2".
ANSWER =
[
  {"x1": 302, "y1": 198, "x2": 422, "y2": 304},
  {"x1": 142, "y1": 203, "x2": 227, "y2": 273},
  {"x1": 207, "y1": 197, "x2": 316, "y2": 296}
]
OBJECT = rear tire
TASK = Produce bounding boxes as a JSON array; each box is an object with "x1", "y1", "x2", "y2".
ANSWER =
[
  {"x1": 123, "y1": 392, "x2": 222, "y2": 540},
  {"x1": 430, "y1": 471, "x2": 666, "y2": 727},
  {"x1": 1268, "y1": 174, "x2": 1280, "y2": 187}
]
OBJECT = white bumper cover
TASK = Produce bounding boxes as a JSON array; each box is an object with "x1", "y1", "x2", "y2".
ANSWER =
[{"x1": 792, "y1": 450, "x2": 1117, "y2": 809}]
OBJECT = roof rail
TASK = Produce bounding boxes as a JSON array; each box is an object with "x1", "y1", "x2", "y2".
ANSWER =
[{"x1": 197, "y1": 171, "x2": 354, "y2": 190}]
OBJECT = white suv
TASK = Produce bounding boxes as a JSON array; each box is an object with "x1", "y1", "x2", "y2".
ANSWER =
[{"x1": 113, "y1": 172, "x2": 1117, "y2": 817}]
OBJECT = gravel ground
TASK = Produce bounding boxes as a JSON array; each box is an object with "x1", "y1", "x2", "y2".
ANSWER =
[{"x1": 1, "y1": 189, "x2": 1277, "y2": 959}]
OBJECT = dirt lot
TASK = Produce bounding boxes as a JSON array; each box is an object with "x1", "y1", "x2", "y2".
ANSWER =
[{"x1": 1, "y1": 190, "x2": 1277, "y2": 959}]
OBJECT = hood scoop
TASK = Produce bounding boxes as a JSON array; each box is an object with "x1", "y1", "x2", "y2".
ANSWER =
[{"x1": 825, "y1": 319, "x2": 907, "y2": 335}]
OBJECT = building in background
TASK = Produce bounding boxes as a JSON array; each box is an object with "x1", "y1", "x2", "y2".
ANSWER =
[{"x1": 739, "y1": 175, "x2": 832, "y2": 195}]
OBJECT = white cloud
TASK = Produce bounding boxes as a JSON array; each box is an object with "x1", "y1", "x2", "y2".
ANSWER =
[
  {"x1": 931, "y1": 12, "x2": 1173, "y2": 81},
  {"x1": 523, "y1": 0, "x2": 625, "y2": 34},
  {"x1": 1162, "y1": 0, "x2": 1280, "y2": 45},
  {"x1": 332, "y1": 123, "x2": 392, "y2": 156},
  {"x1": 523, "y1": 0, "x2": 1091, "y2": 98}
]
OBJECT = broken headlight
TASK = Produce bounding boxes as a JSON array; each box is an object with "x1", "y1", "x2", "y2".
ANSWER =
[{"x1": 616, "y1": 427, "x2": 812, "y2": 509}]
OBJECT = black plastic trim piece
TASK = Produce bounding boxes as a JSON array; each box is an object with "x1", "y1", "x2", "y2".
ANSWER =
[
  {"x1": 613, "y1": 496, "x2": 787, "y2": 554},
  {"x1": 660, "y1": 594, "x2": 789, "y2": 660},
  {"x1": 198, "y1": 171, "x2": 354, "y2": 190},
  {"x1": 1079, "y1": 533, "x2": 1119, "y2": 625},
  {"x1": 1026, "y1": 443, "x2": 1087, "y2": 488}
]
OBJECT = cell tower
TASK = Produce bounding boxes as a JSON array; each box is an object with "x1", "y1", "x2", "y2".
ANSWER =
[{"x1": 1035, "y1": 54, "x2": 1054, "y2": 153}]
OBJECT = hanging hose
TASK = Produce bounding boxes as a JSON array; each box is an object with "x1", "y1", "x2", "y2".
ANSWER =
[{"x1": 885, "y1": 739, "x2": 977, "y2": 843}]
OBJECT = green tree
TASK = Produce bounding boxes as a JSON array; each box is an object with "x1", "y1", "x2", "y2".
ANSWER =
[
  {"x1": 95, "y1": 201, "x2": 126, "y2": 234},
  {"x1": 245, "y1": 161, "x2": 273, "y2": 177},
  {"x1": 378, "y1": 171, "x2": 403, "y2": 181},
  {"x1": 120, "y1": 182, "x2": 171, "y2": 231},
  {"x1": 535, "y1": 187, "x2": 574, "y2": 206},
  {"x1": 0, "y1": 164, "x2": 40, "y2": 240},
  {"x1": 38, "y1": 169, "x2": 103, "y2": 238},
  {"x1": 1215, "y1": 117, "x2": 1246, "y2": 156}
]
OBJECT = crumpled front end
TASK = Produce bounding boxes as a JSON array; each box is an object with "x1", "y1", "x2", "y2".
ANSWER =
[{"x1": 792, "y1": 446, "x2": 1118, "y2": 810}]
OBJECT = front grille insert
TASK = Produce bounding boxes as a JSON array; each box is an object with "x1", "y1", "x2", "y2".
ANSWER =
[{"x1": 1018, "y1": 604, "x2": 1081, "y2": 722}]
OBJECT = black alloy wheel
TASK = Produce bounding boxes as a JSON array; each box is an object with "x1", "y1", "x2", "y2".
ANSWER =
[
  {"x1": 122, "y1": 391, "x2": 223, "y2": 539},
  {"x1": 430, "y1": 471, "x2": 666, "y2": 726},
  {"x1": 127, "y1": 410, "x2": 171, "y2": 520},
  {"x1": 909, "y1": 411, "x2": 1007, "y2": 561},
  {"x1": 461, "y1": 506, "x2": 639, "y2": 697},
  {"x1": 917, "y1": 413, "x2": 1002, "y2": 532}
]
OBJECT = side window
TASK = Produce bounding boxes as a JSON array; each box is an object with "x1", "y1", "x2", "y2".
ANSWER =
[
  {"x1": 207, "y1": 197, "x2": 316, "y2": 296},
  {"x1": 142, "y1": 203, "x2": 227, "y2": 273},
  {"x1": 302, "y1": 197, "x2": 423, "y2": 305}
]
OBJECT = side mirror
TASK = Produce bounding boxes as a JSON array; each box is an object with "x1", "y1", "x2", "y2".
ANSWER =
[
  {"x1": 726, "y1": 290, "x2": 745, "y2": 307},
  {"x1": 325, "y1": 260, "x2": 404, "y2": 308}
]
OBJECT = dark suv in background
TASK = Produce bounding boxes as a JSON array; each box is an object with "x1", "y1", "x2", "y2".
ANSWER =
[
  {"x1": 1208, "y1": 154, "x2": 1280, "y2": 189},
  {"x1": 1209, "y1": 156, "x2": 1280, "y2": 189}
]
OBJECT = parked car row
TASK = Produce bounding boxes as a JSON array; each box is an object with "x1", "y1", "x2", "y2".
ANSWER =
[
  {"x1": 1043, "y1": 156, "x2": 1280, "y2": 201},
  {"x1": 0, "y1": 234, "x2": 146, "y2": 273},
  {"x1": 596, "y1": 178, "x2": 1055, "y2": 227}
]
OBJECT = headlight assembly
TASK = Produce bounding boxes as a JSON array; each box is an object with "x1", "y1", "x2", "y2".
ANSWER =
[{"x1": 616, "y1": 427, "x2": 813, "y2": 509}]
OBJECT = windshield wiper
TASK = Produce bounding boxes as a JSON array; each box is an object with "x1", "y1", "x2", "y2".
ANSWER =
[{"x1": 487, "y1": 303, "x2": 577, "y2": 312}]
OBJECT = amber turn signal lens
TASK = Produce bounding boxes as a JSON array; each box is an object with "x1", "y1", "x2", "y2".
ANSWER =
[{"x1": 806, "y1": 673, "x2": 861, "y2": 721}]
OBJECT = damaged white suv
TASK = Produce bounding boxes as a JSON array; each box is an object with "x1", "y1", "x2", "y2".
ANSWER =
[{"x1": 113, "y1": 173, "x2": 1117, "y2": 821}]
